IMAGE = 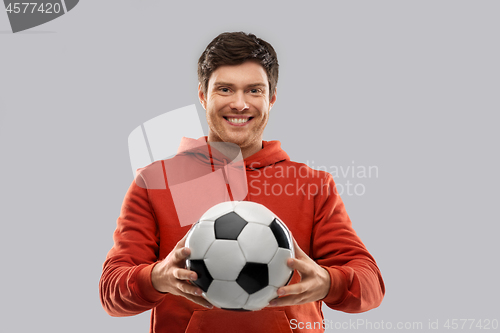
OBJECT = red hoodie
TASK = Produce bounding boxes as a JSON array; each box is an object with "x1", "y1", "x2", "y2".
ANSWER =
[{"x1": 100, "y1": 137, "x2": 385, "y2": 333}]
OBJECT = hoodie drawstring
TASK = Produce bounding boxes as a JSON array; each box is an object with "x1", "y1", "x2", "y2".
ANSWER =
[{"x1": 220, "y1": 158, "x2": 234, "y2": 202}]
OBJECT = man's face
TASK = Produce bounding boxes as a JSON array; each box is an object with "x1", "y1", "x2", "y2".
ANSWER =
[{"x1": 199, "y1": 61, "x2": 276, "y2": 150}]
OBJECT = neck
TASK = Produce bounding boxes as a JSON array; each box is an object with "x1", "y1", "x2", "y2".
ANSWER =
[
  {"x1": 206, "y1": 137, "x2": 262, "y2": 159},
  {"x1": 239, "y1": 143, "x2": 262, "y2": 159}
]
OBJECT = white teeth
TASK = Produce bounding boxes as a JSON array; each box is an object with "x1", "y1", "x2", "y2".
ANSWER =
[{"x1": 227, "y1": 118, "x2": 249, "y2": 124}]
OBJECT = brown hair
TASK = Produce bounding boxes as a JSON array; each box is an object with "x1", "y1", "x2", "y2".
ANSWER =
[{"x1": 198, "y1": 32, "x2": 279, "y2": 101}]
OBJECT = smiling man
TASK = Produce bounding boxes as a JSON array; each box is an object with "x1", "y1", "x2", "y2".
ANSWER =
[
  {"x1": 100, "y1": 32, "x2": 385, "y2": 333},
  {"x1": 202, "y1": 60, "x2": 273, "y2": 158}
]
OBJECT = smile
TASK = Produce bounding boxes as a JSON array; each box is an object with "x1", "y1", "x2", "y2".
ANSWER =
[{"x1": 224, "y1": 117, "x2": 253, "y2": 126}]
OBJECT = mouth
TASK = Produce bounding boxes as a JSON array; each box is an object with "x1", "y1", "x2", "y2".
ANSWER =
[{"x1": 223, "y1": 116, "x2": 253, "y2": 126}]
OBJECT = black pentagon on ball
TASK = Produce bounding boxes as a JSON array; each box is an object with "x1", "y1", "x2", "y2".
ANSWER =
[
  {"x1": 270, "y1": 218, "x2": 292, "y2": 249},
  {"x1": 236, "y1": 262, "x2": 269, "y2": 294},
  {"x1": 188, "y1": 259, "x2": 213, "y2": 292},
  {"x1": 214, "y1": 212, "x2": 248, "y2": 240}
]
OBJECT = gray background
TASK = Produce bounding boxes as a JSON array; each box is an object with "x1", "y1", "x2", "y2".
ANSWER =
[{"x1": 1, "y1": 0, "x2": 498, "y2": 332}]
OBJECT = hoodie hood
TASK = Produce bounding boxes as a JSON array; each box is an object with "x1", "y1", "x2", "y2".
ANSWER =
[{"x1": 177, "y1": 136, "x2": 290, "y2": 171}]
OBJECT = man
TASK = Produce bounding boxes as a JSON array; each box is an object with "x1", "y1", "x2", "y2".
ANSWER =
[{"x1": 100, "y1": 31, "x2": 385, "y2": 333}]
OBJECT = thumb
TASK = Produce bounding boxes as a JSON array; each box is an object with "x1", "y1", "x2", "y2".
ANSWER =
[{"x1": 176, "y1": 230, "x2": 190, "y2": 249}]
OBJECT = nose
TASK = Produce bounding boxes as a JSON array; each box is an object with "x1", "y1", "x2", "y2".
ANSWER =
[{"x1": 229, "y1": 91, "x2": 249, "y2": 112}]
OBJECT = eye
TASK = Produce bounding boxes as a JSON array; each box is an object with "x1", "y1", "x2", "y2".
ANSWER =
[
  {"x1": 219, "y1": 87, "x2": 231, "y2": 93},
  {"x1": 250, "y1": 89, "x2": 262, "y2": 94}
]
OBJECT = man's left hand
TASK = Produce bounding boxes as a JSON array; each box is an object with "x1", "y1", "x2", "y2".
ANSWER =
[{"x1": 268, "y1": 237, "x2": 331, "y2": 307}]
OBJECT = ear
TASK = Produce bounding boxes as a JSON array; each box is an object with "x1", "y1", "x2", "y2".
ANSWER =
[
  {"x1": 198, "y1": 83, "x2": 207, "y2": 110},
  {"x1": 269, "y1": 88, "x2": 277, "y2": 109}
]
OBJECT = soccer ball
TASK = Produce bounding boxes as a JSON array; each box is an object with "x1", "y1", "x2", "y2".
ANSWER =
[{"x1": 185, "y1": 201, "x2": 294, "y2": 311}]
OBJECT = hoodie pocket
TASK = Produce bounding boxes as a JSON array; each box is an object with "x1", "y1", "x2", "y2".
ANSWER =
[{"x1": 184, "y1": 309, "x2": 293, "y2": 333}]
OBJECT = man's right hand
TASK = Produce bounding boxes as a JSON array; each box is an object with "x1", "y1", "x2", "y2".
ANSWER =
[{"x1": 151, "y1": 233, "x2": 213, "y2": 309}]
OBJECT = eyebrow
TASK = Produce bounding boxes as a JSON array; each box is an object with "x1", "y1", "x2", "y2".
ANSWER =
[{"x1": 213, "y1": 82, "x2": 267, "y2": 89}]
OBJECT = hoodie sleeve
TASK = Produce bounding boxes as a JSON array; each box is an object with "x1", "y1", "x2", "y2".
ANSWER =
[
  {"x1": 311, "y1": 173, "x2": 385, "y2": 313},
  {"x1": 99, "y1": 176, "x2": 167, "y2": 317}
]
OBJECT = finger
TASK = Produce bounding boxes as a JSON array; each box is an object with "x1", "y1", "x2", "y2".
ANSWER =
[
  {"x1": 173, "y1": 247, "x2": 191, "y2": 264},
  {"x1": 183, "y1": 293, "x2": 214, "y2": 309},
  {"x1": 287, "y1": 257, "x2": 313, "y2": 275},
  {"x1": 276, "y1": 280, "x2": 309, "y2": 297},
  {"x1": 268, "y1": 294, "x2": 306, "y2": 307},
  {"x1": 173, "y1": 267, "x2": 198, "y2": 281},
  {"x1": 177, "y1": 280, "x2": 203, "y2": 296}
]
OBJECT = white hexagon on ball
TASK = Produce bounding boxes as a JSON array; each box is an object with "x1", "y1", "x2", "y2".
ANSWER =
[
  {"x1": 199, "y1": 201, "x2": 238, "y2": 222},
  {"x1": 268, "y1": 248, "x2": 294, "y2": 288},
  {"x1": 206, "y1": 280, "x2": 249, "y2": 309},
  {"x1": 204, "y1": 240, "x2": 246, "y2": 280},
  {"x1": 243, "y1": 285, "x2": 278, "y2": 311},
  {"x1": 185, "y1": 221, "x2": 215, "y2": 259},
  {"x1": 238, "y1": 223, "x2": 278, "y2": 263},
  {"x1": 234, "y1": 201, "x2": 275, "y2": 226}
]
